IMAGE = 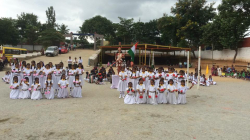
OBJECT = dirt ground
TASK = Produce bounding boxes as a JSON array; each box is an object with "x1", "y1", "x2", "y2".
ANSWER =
[{"x1": 0, "y1": 49, "x2": 250, "y2": 140}]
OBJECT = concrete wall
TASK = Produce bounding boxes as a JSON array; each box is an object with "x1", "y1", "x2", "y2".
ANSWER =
[
  {"x1": 88, "y1": 49, "x2": 101, "y2": 66},
  {"x1": 3, "y1": 45, "x2": 44, "y2": 51},
  {"x1": 169, "y1": 47, "x2": 250, "y2": 62}
]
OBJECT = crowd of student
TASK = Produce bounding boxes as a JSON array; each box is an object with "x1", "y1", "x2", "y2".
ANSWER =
[
  {"x1": 116, "y1": 66, "x2": 217, "y2": 105},
  {"x1": 211, "y1": 65, "x2": 250, "y2": 80},
  {"x1": 2, "y1": 57, "x2": 84, "y2": 100}
]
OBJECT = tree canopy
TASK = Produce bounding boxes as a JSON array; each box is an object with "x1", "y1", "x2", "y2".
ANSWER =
[{"x1": 0, "y1": 18, "x2": 19, "y2": 45}]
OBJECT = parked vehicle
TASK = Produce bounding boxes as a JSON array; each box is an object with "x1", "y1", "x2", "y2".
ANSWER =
[
  {"x1": 61, "y1": 47, "x2": 68, "y2": 54},
  {"x1": 0, "y1": 46, "x2": 27, "y2": 61},
  {"x1": 45, "y1": 46, "x2": 59, "y2": 57}
]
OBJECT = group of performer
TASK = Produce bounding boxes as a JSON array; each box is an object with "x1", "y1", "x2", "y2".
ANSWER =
[
  {"x1": 2, "y1": 58, "x2": 84, "y2": 100},
  {"x1": 118, "y1": 66, "x2": 217, "y2": 105}
]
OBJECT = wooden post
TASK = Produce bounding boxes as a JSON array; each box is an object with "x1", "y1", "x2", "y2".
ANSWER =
[
  {"x1": 145, "y1": 44, "x2": 147, "y2": 65},
  {"x1": 139, "y1": 48, "x2": 141, "y2": 65},
  {"x1": 197, "y1": 46, "x2": 201, "y2": 89},
  {"x1": 187, "y1": 51, "x2": 190, "y2": 87}
]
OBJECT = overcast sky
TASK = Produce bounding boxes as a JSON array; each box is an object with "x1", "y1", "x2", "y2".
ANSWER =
[{"x1": 0, "y1": 0, "x2": 221, "y2": 33}]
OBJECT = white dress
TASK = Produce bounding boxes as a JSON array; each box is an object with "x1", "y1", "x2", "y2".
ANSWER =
[
  {"x1": 53, "y1": 69, "x2": 62, "y2": 89},
  {"x1": 167, "y1": 84, "x2": 177, "y2": 104},
  {"x1": 177, "y1": 86, "x2": 189, "y2": 104},
  {"x1": 2, "y1": 74, "x2": 10, "y2": 83},
  {"x1": 147, "y1": 85, "x2": 157, "y2": 105},
  {"x1": 31, "y1": 84, "x2": 43, "y2": 100},
  {"x1": 11, "y1": 68, "x2": 21, "y2": 84},
  {"x1": 176, "y1": 75, "x2": 186, "y2": 88},
  {"x1": 139, "y1": 72, "x2": 147, "y2": 86},
  {"x1": 192, "y1": 76, "x2": 198, "y2": 85},
  {"x1": 58, "y1": 80, "x2": 69, "y2": 98},
  {"x1": 154, "y1": 73, "x2": 160, "y2": 87},
  {"x1": 72, "y1": 80, "x2": 82, "y2": 98},
  {"x1": 19, "y1": 82, "x2": 30, "y2": 99},
  {"x1": 147, "y1": 72, "x2": 154, "y2": 88},
  {"x1": 157, "y1": 84, "x2": 167, "y2": 104},
  {"x1": 208, "y1": 78, "x2": 216, "y2": 85},
  {"x1": 45, "y1": 80, "x2": 54, "y2": 99},
  {"x1": 117, "y1": 71, "x2": 127, "y2": 92},
  {"x1": 136, "y1": 84, "x2": 147, "y2": 104},
  {"x1": 217, "y1": 68, "x2": 222, "y2": 76},
  {"x1": 24, "y1": 68, "x2": 33, "y2": 87},
  {"x1": 76, "y1": 68, "x2": 84, "y2": 86},
  {"x1": 68, "y1": 69, "x2": 76, "y2": 88},
  {"x1": 130, "y1": 72, "x2": 138, "y2": 90},
  {"x1": 10, "y1": 83, "x2": 20, "y2": 99},
  {"x1": 124, "y1": 87, "x2": 136, "y2": 104},
  {"x1": 43, "y1": 68, "x2": 52, "y2": 84},
  {"x1": 35, "y1": 68, "x2": 45, "y2": 89},
  {"x1": 200, "y1": 77, "x2": 210, "y2": 86}
]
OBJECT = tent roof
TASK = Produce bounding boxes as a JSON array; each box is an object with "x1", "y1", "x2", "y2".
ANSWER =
[{"x1": 100, "y1": 44, "x2": 191, "y2": 52}]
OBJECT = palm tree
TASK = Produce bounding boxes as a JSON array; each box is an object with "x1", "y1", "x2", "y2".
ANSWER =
[{"x1": 58, "y1": 23, "x2": 69, "y2": 34}]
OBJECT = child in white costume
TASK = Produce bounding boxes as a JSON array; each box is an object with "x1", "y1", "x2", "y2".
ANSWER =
[
  {"x1": 208, "y1": 75, "x2": 216, "y2": 85},
  {"x1": 44, "y1": 74, "x2": 54, "y2": 100},
  {"x1": 76, "y1": 63, "x2": 84, "y2": 86},
  {"x1": 130, "y1": 68, "x2": 139, "y2": 90},
  {"x1": 10, "y1": 76, "x2": 20, "y2": 99},
  {"x1": 136, "y1": 78, "x2": 147, "y2": 104},
  {"x1": 53, "y1": 65, "x2": 62, "y2": 94},
  {"x1": 176, "y1": 70, "x2": 186, "y2": 88},
  {"x1": 157, "y1": 79, "x2": 167, "y2": 104},
  {"x1": 11, "y1": 64, "x2": 22, "y2": 84},
  {"x1": 147, "y1": 68, "x2": 155, "y2": 88},
  {"x1": 117, "y1": 67, "x2": 127, "y2": 98},
  {"x1": 124, "y1": 82, "x2": 136, "y2": 104},
  {"x1": 19, "y1": 77, "x2": 31, "y2": 99},
  {"x1": 31, "y1": 78, "x2": 43, "y2": 100},
  {"x1": 147, "y1": 79, "x2": 157, "y2": 105},
  {"x1": 2, "y1": 71, "x2": 10, "y2": 84},
  {"x1": 34, "y1": 63, "x2": 45, "y2": 93},
  {"x1": 140, "y1": 68, "x2": 147, "y2": 86},
  {"x1": 68, "y1": 65, "x2": 77, "y2": 94},
  {"x1": 167, "y1": 79, "x2": 177, "y2": 104},
  {"x1": 177, "y1": 80, "x2": 194, "y2": 104},
  {"x1": 72, "y1": 74, "x2": 82, "y2": 98},
  {"x1": 23, "y1": 63, "x2": 33, "y2": 87},
  {"x1": 200, "y1": 74, "x2": 210, "y2": 86},
  {"x1": 58, "y1": 74, "x2": 69, "y2": 98}
]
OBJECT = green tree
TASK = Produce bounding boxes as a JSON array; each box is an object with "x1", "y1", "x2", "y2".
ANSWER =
[
  {"x1": 158, "y1": 15, "x2": 180, "y2": 46},
  {"x1": 80, "y1": 15, "x2": 113, "y2": 39},
  {"x1": 46, "y1": 6, "x2": 56, "y2": 29},
  {"x1": 0, "y1": 18, "x2": 19, "y2": 45},
  {"x1": 143, "y1": 20, "x2": 160, "y2": 44},
  {"x1": 36, "y1": 28, "x2": 64, "y2": 48},
  {"x1": 58, "y1": 23, "x2": 69, "y2": 34},
  {"x1": 171, "y1": 0, "x2": 216, "y2": 57},
  {"x1": 116, "y1": 17, "x2": 134, "y2": 44},
  {"x1": 217, "y1": 0, "x2": 250, "y2": 63}
]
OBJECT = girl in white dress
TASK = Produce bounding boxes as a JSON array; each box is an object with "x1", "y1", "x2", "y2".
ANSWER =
[
  {"x1": 45, "y1": 74, "x2": 54, "y2": 99},
  {"x1": 200, "y1": 74, "x2": 210, "y2": 86},
  {"x1": 147, "y1": 68, "x2": 155, "y2": 88},
  {"x1": 130, "y1": 68, "x2": 139, "y2": 90},
  {"x1": 2, "y1": 71, "x2": 10, "y2": 84},
  {"x1": 12, "y1": 63, "x2": 21, "y2": 84},
  {"x1": 136, "y1": 78, "x2": 146, "y2": 104},
  {"x1": 58, "y1": 74, "x2": 69, "y2": 98},
  {"x1": 68, "y1": 56, "x2": 73, "y2": 69},
  {"x1": 217, "y1": 66, "x2": 222, "y2": 77},
  {"x1": 124, "y1": 82, "x2": 136, "y2": 104},
  {"x1": 10, "y1": 76, "x2": 20, "y2": 99},
  {"x1": 76, "y1": 63, "x2": 84, "y2": 86},
  {"x1": 19, "y1": 77, "x2": 30, "y2": 99},
  {"x1": 68, "y1": 65, "x2": 76, "y2": 94},
  {"x1": 43, "y1": 64, "x2": 53, "y2": 87},
  {"x1": 31, "y1": 78, "x2": 43, "y2": 100},
  {"x1": 53, "y1": 65, "x2": 62, "y2": 94},
  {"x1": 72, "y1": 74, "x2": 82, "y2": 98},
  {"x1": 78, "y1": 56, "x2": 83, "y2": 64},
  {"x1": 176, "y1": 70, "x2": 186, "y2": 88},
  {"x1": 23, "y1": 63, "x2": 33, "y2": 87},
  {"x1": 34, "y1": 63, "x2": 45, "y2": 93},
  {"x1": 167, "y1": 79, "x2": 177, "y2": 104},
  {"x1": 192, "y1": 73, "x2": 198, "y2": 85},
  {"x1": 177, "y1": 80, "x2": 194, "y2": 104},
  {"x1": 157, "y1": 79, "x2": 167, "y2": 104},
  {"x1": 157, "y1": 68, "x2": 165, "y2": 87},
  {"x1": 208, "y1": 75, "x2": 217, "y2": 85},
  {"x1": 117, "y1": 67, "x2": 127, "y2": 98},
  {"x1": 140, "y1": 68, "x2": 147, "y2": 86},
  {"x1": 147, "y1": 79, "x2": 157, "y2": 105}
]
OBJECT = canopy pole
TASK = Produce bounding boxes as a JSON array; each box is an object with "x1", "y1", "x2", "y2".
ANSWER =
[
  {"x1": 145, "y1": 44, "x2": 147, "y2": 65},
  {"x1": 197, "y1": 46, "x2": 201, "y2": 89},
  {"x1": 187, "y1": 51, "x2": 190, "y2": 87}
]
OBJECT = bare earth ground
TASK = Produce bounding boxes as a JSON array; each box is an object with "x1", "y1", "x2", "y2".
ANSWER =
[{"x1": 0, "y1": 50, "x2": 250, "y2": 140}]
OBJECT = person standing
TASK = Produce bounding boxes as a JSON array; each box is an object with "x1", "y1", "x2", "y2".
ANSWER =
[
  {"x1": 59, "y1": 46, "x2": 62, "y2": 54},
  {"x1": 73, "y1": 57, "x2": 78, "y2": 68},
  {"x1": 78, "y1": 57, "x2": 83, "y2": 64},
  {"x1": 68, "y1": 56, "x2": 73, "y2": 69},
  {"x1": 73, "y1": 44, "x2": 76, "y2": 51}
]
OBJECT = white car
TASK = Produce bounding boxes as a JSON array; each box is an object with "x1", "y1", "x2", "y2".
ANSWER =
[{"x1": 45, "y1": 46, "x2": 59, "y2": 57}]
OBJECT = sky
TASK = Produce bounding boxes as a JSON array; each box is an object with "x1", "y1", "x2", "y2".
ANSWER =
[{"x1": 0, "y1": 0, "x2": 222, "y2": 33}]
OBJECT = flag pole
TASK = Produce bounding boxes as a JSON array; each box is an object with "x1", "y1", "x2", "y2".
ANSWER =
[{"x1": 197, "y1": 46, "x2": 201, "y2": 89}]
